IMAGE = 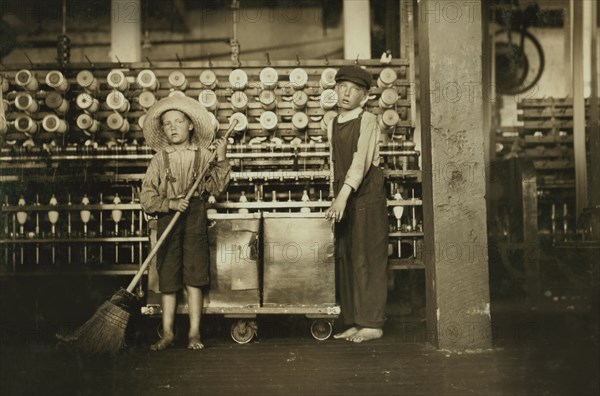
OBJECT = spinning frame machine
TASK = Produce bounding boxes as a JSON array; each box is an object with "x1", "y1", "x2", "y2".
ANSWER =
[{"x1": 0, "y1": 58, "x2": 423, "y2": 342}]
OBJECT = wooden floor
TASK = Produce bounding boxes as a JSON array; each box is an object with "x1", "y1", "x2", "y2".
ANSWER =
[{"x1": 1, "y1": 311, "x2": 598, "y2": 396}]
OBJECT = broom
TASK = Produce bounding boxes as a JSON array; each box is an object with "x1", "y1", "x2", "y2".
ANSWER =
[{"x1": 58, "y1": 119, "x2": 238, "y2": 355}]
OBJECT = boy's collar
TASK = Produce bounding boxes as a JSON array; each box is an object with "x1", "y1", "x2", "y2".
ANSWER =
[
  {"x1": 164, "y1": 143, "x2": 199, "y2": 153},
  {"x1": 337, "y1": 107, "x2": 364, "y2": 122}
]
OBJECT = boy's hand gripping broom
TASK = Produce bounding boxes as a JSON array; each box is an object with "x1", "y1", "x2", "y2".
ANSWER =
[{"x1": 59, "y1": 119, "x2": 238, "y2": 355}]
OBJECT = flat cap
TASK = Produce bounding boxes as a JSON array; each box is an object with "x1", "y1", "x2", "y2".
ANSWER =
[{"x1": 335, "y1": 65, "x2": 372, "y2": 90}]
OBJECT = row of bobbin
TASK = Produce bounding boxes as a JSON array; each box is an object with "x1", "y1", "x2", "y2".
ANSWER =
[{"x1": 5, "y1": 70, "x2": 71, "y2": 136}]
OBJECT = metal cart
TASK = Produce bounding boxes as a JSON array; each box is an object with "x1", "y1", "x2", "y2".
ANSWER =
[{"x1": 141, "y1": 212, "x2": 339, "y2": 343}]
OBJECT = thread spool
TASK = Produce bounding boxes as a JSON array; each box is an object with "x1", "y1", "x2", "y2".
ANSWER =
[
  {"x1": 291, "y1": 112, "x2": 309, "y2": 131},
  {"x1": 15, "y1": 69, "x2": 38, "y2": 91},
  {"x1": 259, "y1": 90, "x2": 276, "y2": 110},
  {"x1": 289, "y1": 68, "x2": 308, "y2": 90},
  {"x1": 0, "y1": 75, "x2": 8, "y2": 93},
  {"x1": 136, "y1": 69, "x2": 159, "y2": 91},
  {"x1": 45, "y1": 70, "x2": 69, "y2": 93},
  {"x1": 208, "y1": 112, "x2": 220, "y2": 133},
  {"x1": 15, "y1": 92, "x2": 39, "y2": 113},
  {"x1": 300, "y1": 189, "x2": 311, "y2": 213},
  {"x1": 377, "y1": 68, "x2": 397, "y2": 88},
  {"x1": 138, "y1": 91, "x2": 156, "y2": 110},
  {"x1": 259, "y1": 111, "x2": 278, "y2": 131},
  {"x1": 16, "y1": 197, "x2": 27, "y2": 236},
  {"x1": 48, "y1": 195, "x2": 59, "y2": 236},
  {"x1": 14, "y1": 115, "x2": 38, "y2": 135},
  {"x1": 230, "y1": 91, "x2": 248, "y2": 112},
  {"x1": 320, "y1": 110, "x2": 337, "y2": 132},
  {"x1": 137, "y1": 114, "x2": 146, "y2": 129},
  {"x1": 168, "y1": 71, "x2": 188, "y2": 90},
  {"x1": 76, "y1": 70, "x2": 98, "y2": 93},
  {"x1": 228, "y1": 69, "x2": 248, "y2": 90},
  {"x1": 198, "y1": 90, "x2": 219, "y2": 111},
  {"x1": 291, "y1": 90, "x2": 308, "y2": 110},
  {"x1": 379, "y1": 110, "x2": 399, "y2": 131},
  {"x1": 107, "y1": 112, "x2": 130, "y2": 133},
  {"x1": 229, "y1": 112, "x2": 248, "y2": 132},
  {"x1": 76, "y1": 113, "x2": 99, "y2": 133},
  {"x1": 45, "y1": 92, "x2": 69, "y2": 114},
  {"x1": 106, "y1": 90, "x2": 130, "y2": 113},
  {"x1": 168, "y1": 90, "x2": 186, "y2": 98},
  {"x1": 42, "y1": 114, "x2": 68, "y2": 133},
  {"x1": 76, "y1": 93, "x2": 99, "y2": 112},
  {"x1": 260, "y1": 67, "x2": 278, "y2": 89},
  {"x1": 379, "y1": 88, "x2": 398, "y2": 109},
  {"x1": 199, "y1": 70, "x2": 218, "y2": 89},
  {"x1": 320, "y1": 68, "x2": 337, "y2": 89},
  {"x1": 111, "y1": 194, "x2": 123, "y2": 223},
  {"x1": 107, "y1": 70, "x2": 129, "y2": 91},
  {"x1": 80, "y1": 195, "x2": 91, "y2": 235},
  {"x1": 320, "y1": 89, "x2": 338, "y2": 110}
]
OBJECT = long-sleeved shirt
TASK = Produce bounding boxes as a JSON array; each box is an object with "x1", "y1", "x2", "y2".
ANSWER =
[
  {"x1": 140, "y1": 144, "x2": 231, "y2": 214},
  {"x1": 327, "y1": 107, "x2": 381, "y2": 191}
]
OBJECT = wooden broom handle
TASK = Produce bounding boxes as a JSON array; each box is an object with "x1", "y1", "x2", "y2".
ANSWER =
[{"x1": 126, "y1": 119, "x2": 238, "y2": 293}]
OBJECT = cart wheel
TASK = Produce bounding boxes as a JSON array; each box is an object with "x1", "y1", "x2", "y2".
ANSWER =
[
  {"x1": 310, "y1": 319, "x2": 333, "y2": 341},
  {"x1": 231, "y1": 320, "x2": 256, "y2": 344}
]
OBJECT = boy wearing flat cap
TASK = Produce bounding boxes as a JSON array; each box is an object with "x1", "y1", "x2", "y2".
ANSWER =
[
  {"x1": 326, "y1": 65, "x2": 388, "y2": 343},
  {"x1": 140, "y1": 95, "x2": 230, "y2": 350}
]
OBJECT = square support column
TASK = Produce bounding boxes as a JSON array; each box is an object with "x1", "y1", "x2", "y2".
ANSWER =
[
  {"x1": 343, "y1": 0, "x2": 371, "y2": 59},
  {"x1": 110, "y1": 0, "x2": 142, "y2": 63},
  {"x1": 417, "y1": 0, "x2": 491, "y2": 350}
]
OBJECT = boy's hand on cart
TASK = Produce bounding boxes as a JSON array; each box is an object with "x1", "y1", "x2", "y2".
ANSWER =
[
  {"x1": 326, "y1": 199, "x2": 347, "y2": 222},
  {"x1": 169, "y1": 197, "x2": 189, "y2": 212},
  {"x1": 326, "y1": 185, "x2": 351, "y2": 222}
]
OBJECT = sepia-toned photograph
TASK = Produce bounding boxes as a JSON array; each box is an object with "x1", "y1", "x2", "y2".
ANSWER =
[{"x1": 0, "y1": 0, "x2": 598, "y2": 395}]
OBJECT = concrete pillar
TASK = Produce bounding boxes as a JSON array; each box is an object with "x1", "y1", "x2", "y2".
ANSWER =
[
  {"x1": 589, "y1": 0, "x2": 600, "y2": 207},
  {"x1": 110, "y1": 0, "x2": 142, "y2": 62},
  {"x1": 343, "y1": 0, "x2": 371, "y2": 59},
  {"x1": 571, "y1": 0, "x2": 587, "y2": 216},
  {"x1": 417, "y1": 0, "x2": 492, "y2": 350}
]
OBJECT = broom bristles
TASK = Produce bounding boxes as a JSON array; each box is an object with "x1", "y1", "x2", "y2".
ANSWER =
[
  {"x1": 72, "y1": 300, "x2": 130, "y2": 355},
  {"x1": 58, "y1": 289, "x2": 138, "y2": 355}
]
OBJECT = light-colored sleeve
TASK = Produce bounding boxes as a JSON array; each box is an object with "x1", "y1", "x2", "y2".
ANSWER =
[
  {"x1": 343, "y1": 113, "x2": 380, "y2": 191},
  {"x1": 140, "y1": 153, "x2": 170, "y2": 214},
  {"x1": 196, "y1": 147, "x2": 232, "y2": 196}
]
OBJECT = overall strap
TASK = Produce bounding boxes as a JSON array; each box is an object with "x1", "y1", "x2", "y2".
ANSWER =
[
  {"x1": 187, "y1": 147, "x2": 204, "y2": 194},
  {"x1": 162, "y1": 150, "x2": 178, "y2": 198},
  {"x1": 192, "y1": 147, "x2": 202, "y2": 179}
]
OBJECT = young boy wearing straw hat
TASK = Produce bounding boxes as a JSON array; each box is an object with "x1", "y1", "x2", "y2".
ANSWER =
[
  {"x1": 325, "y1": 65, "x2": 388, "y2": 343},
  {"x1": 140, "y1": 95, "x2": 230, "y2": 350}
]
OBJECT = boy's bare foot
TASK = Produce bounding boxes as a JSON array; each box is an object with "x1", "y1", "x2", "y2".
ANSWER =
[
  {"x1": 333, "y1": 326, "x2": 360, "y2": 339},
  {"x1": 187, "y1": 335, "x2": 204, "y2": 350},
  {"x1": 348, "y1": 327, "x2": 383, "y2": 343},
  {"x1": 150, "y1": 333, "x2": 175, "y2": 351}
]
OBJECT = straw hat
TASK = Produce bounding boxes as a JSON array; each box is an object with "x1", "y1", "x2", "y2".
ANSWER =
[{"x1": 143, "y1": 95, "x2": 214, "y2": 150}]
